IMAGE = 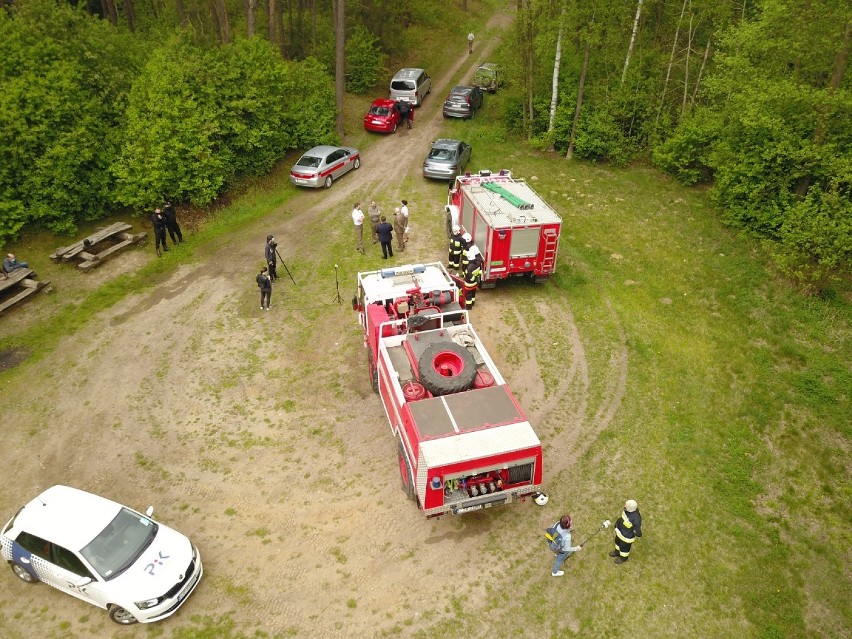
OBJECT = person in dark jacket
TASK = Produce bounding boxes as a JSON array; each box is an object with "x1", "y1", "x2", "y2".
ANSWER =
[
  {"x1": 395, "y1": 100, "x2": 412, "y2": 129},
  {"x1": 265, "y1": 235, "x2": 278, "y2": 281},
  {"x1": 256, "y1": 266, "x2": 272, "y2": 310},
  {"x1": 610, "y1": 499, "x2": 642, "y2": 564},
  {"x1": 448, "y1": 225, "x2": 464, "y2": 269},
  {"x1": 2, "y1": 253, "x2": 29, "y2": 275},
  {"x1": 151, "y1": 209, "x2": 169, "y2": 256},
  {"x1": 376, "y1": 216, "x2": 394, "y2": 259},
  {"x1": 462, "y1": 246, "x2": 482, "y2": 310},
  {"x1": 163, "y1": 201, "x2": 183, "y2": 244}
]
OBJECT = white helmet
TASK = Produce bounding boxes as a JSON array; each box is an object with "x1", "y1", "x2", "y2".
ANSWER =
[
  {"x1": 462, "y1": 232, "x2": 472, "y2": 243},
  {"x1": 452, "y1": 225, "x2": 461, "y2": 234},
  {"x1": 625, "y1": 499, "x2": 638, "y2": 512},
  {"x1": 466, "y1": 246, "x2": 480, "y2": 260},
  {"x1": 533, "y1": 492, "x2": 549, "y2": 506}
]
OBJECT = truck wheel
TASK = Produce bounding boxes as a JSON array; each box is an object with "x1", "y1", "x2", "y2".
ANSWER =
[
  {"x1": 445, "y1": 212, "x2": 454, "y2": 239},
  {"x1": 368, "y1": 351, "x2": 378, "y2": 393},
  {"x1": 398, "y1": 441, "x2": 415, "y2": 500},
  {"x1": 418, "y1": 342, "x2": 477, "y2": 396}
]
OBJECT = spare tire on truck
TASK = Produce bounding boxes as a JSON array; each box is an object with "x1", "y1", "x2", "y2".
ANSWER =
[{"x1": 417, "y1": 342, "x2": 477, "y2": 396}]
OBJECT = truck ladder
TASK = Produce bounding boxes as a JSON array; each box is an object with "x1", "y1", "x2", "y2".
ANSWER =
[{"x1": 541, "y1": 229, "x2": 558, "y2": 271}]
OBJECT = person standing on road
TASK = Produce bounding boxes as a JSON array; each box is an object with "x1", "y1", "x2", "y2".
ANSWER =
[
  {"x1": 265, "y1": 235, "x2": 278, "y2": 281},
  {"x1": 377, "y1": 216, "x2": 394, "y2": 259},
  {"x1": 151, "y1": 208, "x2": 169, "y2": 256},
  {"x1": 448, "y1": 225, "x2": 464, "y2": 270},
  {"x1": 396, "y1": 100, "x2": 412, "y2": 129},
  {"x1": 610, "y1": 499, "x2": 642, "y2": 564},
  {"x1": 393, "y1": 207, "x2": 407, "y2": 252},
  {"x1": 351, "y1": 202, "x2": 365, "y2": 254},
  {"x1": 468, "y1": 32, "x2": 475, "y2": 55},
  {"x1": 368, "y1": 200, "x2": 381, "y2": 244},
  {"x1": 549, "y1": 514, "x2": 582, "y2": 577},
  {"x1": 257, "y1": 266, "x2": 272, "y2": 310},
  {"x1": 163, "y1": 201, "x2": 183, "y2": 244}
]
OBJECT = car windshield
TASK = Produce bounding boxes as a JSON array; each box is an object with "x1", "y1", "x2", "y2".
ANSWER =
[
  {"x1": 429, "y1": 149, "x2": 455, "y2": 161},
  {"x1": 369, "y1": 106, "x2": 391, "y2": 116},
  {"x1": 475, "y1": 69, "x2": 496, "y2": 80},
  {"x1": 80, "y1": 508, "x2": 158, "y2": 580},
  {"x1": 295, "y1": 155, "x2": 322, "y2": 169},
  {"x1": 391, "y1": 80, "x2": 415, "y2": 91}
]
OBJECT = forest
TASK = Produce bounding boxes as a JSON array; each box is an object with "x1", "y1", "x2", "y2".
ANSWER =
[{"x1": 0, "y1": 0, "x2": 849, "y2": 289}]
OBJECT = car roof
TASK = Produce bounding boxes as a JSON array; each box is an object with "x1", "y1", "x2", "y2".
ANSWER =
[
  {"x1": 478, "y1": 63, "x2": 499, "y2": 70},
  {"x1": 14, "y1": 485, "x2": 123, "y2": 551},
  {"x1": 371, "y1": 99, "x2": 397, "y2": 107},
  {"x1": 393, "y1": 68, "x2": 424, "y2": 78},
  {"x1": 301, "y1": 145, "x2": 342, "y2": 156},
  {"x1": 431, "y1": 139, "x2": 463, "y2": 149},
  {"x1": 449, "y1": 85, "x2": 475, "y2": 94}
]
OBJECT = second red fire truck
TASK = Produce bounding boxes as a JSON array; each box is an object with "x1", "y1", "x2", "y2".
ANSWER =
[{"x1": 353, "y1": 262, "x2": 543, "y2": 517}]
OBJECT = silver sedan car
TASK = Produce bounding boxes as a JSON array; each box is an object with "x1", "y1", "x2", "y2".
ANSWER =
[
  {"x1": 422, "y1": 139, "x2": 472, "y2": 180},
  {"x1": 289, "y1": 145, "x2": 361, "y2": 188}
]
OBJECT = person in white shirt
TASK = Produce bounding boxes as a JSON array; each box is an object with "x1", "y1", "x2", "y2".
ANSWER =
[
  {"x1": 468, "y1": 32, "x2": 475, "y2": 54},
  {"x1": 351, "y1": 202, "x2": 365, "y2": 254},
  {"x1": 399, "y1": 200, "x2": 410, "y2": 246}
]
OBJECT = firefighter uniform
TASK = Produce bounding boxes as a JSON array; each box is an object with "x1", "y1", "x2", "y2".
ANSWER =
[
  {"x1": 448, "y1": 228, "x2": 464, "y2": 269},
  {"x1": 463, "y1": 252, "x2": 482, "y2": 310},
  {"x1": 610, "y1": 500, "x2": 642, "y2": 564},
  {"x1": 458, "y1": 233, "x2": 473, "y2": 275}
]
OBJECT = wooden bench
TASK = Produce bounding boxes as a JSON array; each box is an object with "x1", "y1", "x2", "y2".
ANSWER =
[
  {"x1": 0, "y1": 268, "x2": 50, "y2": 315},
  {"x1": 50, "y1": 223, "x2": 146, "y2": 271}
]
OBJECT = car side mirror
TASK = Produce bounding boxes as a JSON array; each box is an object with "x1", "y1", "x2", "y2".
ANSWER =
[
  {"x1": 145, "y1": 506, "x2": 154, "y2": 517},
  {"x1": 75, "y1": 576, "x2": 93, "y2": 587}
]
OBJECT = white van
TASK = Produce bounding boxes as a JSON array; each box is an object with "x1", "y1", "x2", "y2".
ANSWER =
[{"x1": 389, "y1": 68, "x2": 432, "y2": 106}]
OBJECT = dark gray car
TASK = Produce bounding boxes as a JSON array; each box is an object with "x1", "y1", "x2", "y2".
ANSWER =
[
  {"x1": 442, "y1": 86, "x2": 484, "y2": 119},
  {"x1": 422, "y1": 139, "x2": 472, "y2": 180}
]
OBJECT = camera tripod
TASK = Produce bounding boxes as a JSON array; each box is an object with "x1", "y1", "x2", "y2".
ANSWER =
[
  {"x1": 332, "y1": 264, "x2": 343, "y2": 304},
  {"x1": 274, "y1": 248, "x2": 296, "y2": 285}
]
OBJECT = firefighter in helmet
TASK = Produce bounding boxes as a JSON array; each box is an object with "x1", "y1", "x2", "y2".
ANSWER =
[
  {"x1": 610, "y1": 499, "x2": 642, "y2": 564},
  {"x1": 448, "y1": 225, "x2": 464, "y2": 270},
  {"x1": 463, "y1": 245, "x2": 482, "y2": 310},
  {"x1": 458, "y1": 232, "x2": 473, "y2": 275}
]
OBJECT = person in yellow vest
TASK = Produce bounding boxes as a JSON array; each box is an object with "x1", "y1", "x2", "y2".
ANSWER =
[
  {"x1": 610, "y1": 499, "x2": 642, "y2": 564},
  {"x1": 458, "y1": 232, "x2": 473, "y2": 276},
  {"x1": 463, "y1": 246, "x2": 482, "y2": 310},
  {"x1": 448, "y1": 225, "x2": 464, "y2": 270}
]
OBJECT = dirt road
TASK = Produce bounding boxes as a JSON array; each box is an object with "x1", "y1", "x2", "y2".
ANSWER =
[{"x1": 0, "y1": 9, "x2": 627, "y2": 639}]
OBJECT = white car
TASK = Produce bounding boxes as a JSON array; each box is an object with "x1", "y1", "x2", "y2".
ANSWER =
[{"x1": 1, "y1": 485, "x2": 203, "y2": 625}]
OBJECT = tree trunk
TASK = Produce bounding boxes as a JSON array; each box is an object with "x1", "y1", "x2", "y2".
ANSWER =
[
  {"x1": 175, "y1": 0, "x2": 186, "y2": 25},
  {"x1": 246, "y1": 0, "x2": 256, "y2": 37},
  {"x1": 334, "y1": 0, "x2": 345, "y2": 138},
  {"x1": 655, "y1": 0, "x2": 687, "y2": 126},
  {"x1": 218, "y1": 0, "x2": 230, "y2": 43},
  {"x1": 567, "y1": 39, "x2": 590, "y2": 160},
  {"x1": 104, "y1": 0, "x2": 118, "y2": 26},
  {"x1": 621, "y1": 0, "x2": 643, "y2": 84},
  {"x1": 210, "y1": 0, "x2": 222, "y2": 41},
  {"x1": 547, "y1": 3, "x2": 567, "y2": 140},
  {"x1": 690, "y1": 32, "x2": 712, "y2": 106},
  {"x1": 268, "y1": 0, "x2": 276, "y2": 44},
  {"x1": 124, "y1": 0, "x2": 137, "y2": 31},
  {"x1": 682, "y1": 10, "x2": 695, "y2": 116}
]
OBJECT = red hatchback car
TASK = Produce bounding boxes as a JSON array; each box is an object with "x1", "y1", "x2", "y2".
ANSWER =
[{"x1": 363, "y1": 99, "x2": 401, "y2": 133}]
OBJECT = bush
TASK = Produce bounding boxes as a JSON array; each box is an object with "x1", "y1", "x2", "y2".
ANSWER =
[
  {"x1": 653, "y1": 110, "x2": 720, "y2": 185},
  {"x1": 344, "y1": 26, "x2": 386, "y2": 94}
]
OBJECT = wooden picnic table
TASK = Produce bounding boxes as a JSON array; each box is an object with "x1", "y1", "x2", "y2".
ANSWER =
[
  {"x1": 0, "y1": 268, "x2": 50, "y2": 315},
  {"x1": 50, "y1": 222, "x2": 146, "y2": 271}
]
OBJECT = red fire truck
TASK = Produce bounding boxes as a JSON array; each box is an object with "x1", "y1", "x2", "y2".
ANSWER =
[
  {"x1": 446, "y1": 170, "x2": 562, "y2": 287},
  {"x1": 353, "y1": 262, "x2": 543, "y2": 517}
]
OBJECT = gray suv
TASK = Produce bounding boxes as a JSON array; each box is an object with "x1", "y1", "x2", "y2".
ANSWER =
[{"x1": 442, "y1": 85, "x2": 484, "y2": 119}]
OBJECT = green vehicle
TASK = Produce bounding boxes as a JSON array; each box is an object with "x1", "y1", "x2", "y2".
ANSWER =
[{"x1": 472, "y1": 63, "x2": 501, "y2": 93}]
